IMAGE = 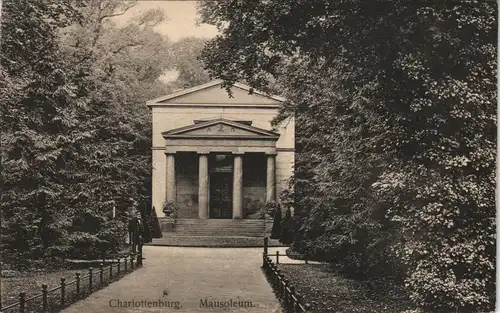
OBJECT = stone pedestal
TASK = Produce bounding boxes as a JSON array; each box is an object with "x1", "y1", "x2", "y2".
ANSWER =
[
  {"x1": 264, "y1": 216, "x2": 274, "y2": 237},
  {"x1": 159, "y1": 217, "x2": 175, "y2": 232}
]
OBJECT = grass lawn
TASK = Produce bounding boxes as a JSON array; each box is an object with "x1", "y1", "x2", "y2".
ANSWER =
[
  {"x1": 2, "y1": 268, "x2": 77, "y2": 308},
  {"x1": 278, "y1": 264, "x2": 414, "y2": 313},
  {"x1": 2, "y1": 248, "x2": 132, "y2": 309}
]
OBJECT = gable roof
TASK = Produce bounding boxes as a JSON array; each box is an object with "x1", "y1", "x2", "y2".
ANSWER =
[
  {"x1": 162, "y1": 118, "x2": 280, "y2": 140},
  {"x1": 147, "y1": 80, "x2": 286, "y2": 106}
]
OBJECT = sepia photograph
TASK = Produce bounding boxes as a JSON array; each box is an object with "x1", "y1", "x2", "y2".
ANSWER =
[{"x1": 0, "y1": 0, "x2": 497, "y2": 312}]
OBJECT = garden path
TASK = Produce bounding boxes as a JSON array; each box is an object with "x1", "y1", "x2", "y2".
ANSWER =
[{"x1": 61, "y1": 246, "x2": 282, "y2": 313}]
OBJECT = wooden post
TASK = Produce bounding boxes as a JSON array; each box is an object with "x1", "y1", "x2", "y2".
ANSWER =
[
  {"x1": 42, "y1": 284, "x2": 48, "y2": 312},
  {"x1": 117, "y1": 259, "x2": 121, "y2": 274},
  {"x1": 272, "y1": 263, "x2": 278, "y2": 286},
  {"x1": 276, "y1": 269, "x2": 282, "y2": 295},
  {"x1": 283, "y1": 279, "x2": 289, "y2": 306},
  {"x1": 295, "y1": 293, "x2": 302, "y2": 312},
  {"x1": 88, "y1": 267, "x2": 93, "y2": 291},
  {"x1": 280, "y1": 274, "x2": 285, "y2": 297},
  {"x1": 99, "y1": 263, "x2": 104, "y2": 285},
  {"x1": 75, "y1": 273, "x2": 80, "y2": 298},
  {"x1": 130, "y1": 254, "x2": 134, "y2": 269},
  {"x1": 138, "y1": 238, "x2": 143, "y2": 266},
  {"x1": 60, "y1": 278, "x2": 66, "y2": 307},
  {"x1": 276, "y1": 251, "x2": 280, "y2": 264},
  {"x1": 305, "y1": 257, "x2": 308, "y2": 264},
  {"x1": 289, "y1": 286, "x2": 296, "y2": 311},
  {"x1": 109, "y1": 261, "x2": 113, "y2": 279},
  {"x1": 124, "y1": 256, "x2": 128, "y2": 272},
  {"x1": 19, "y1": 292, "x2": 26, "y2": 313},
  {"x1": 264, "y1": 237, "x2": 268, "y2": 255}
]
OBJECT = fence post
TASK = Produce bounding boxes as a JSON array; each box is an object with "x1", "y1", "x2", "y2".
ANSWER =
[
  {"x1": 137, "y1": 238, "x2": 143, "y2": 266},
  {"x1": 276, "y1": 269, "x2": 282, "y2": 295},
  {"x1": 42, "y1": 284, "x2": 48, "y2": 312},
  {"x1": 130, "y1": 254, "x2": 134, "y2": 269},
  {"x1": 124, "y1": 256, "x2": 128, "y2": 272},
  {"x1": 289, "y1": 286, "x2": 296, "y2": 311},
  {"x1": 272, "y1": 263, "x2": 278, "y2": 286},
  {"x1": 99, "y1": 263, "x2": 104, "y2": 285},
  {"x1": 88, "y1": 267, "x2": 93, "y2": 292},
  {"x1": 60, "y1": 278, "x2": 66, "y2": 307},
  {"x1": 109, "y1": 261, "x2": 113, "y2": 279},
  {"x1": 117, "y1": 258, "x2": 121, "y2": 274},
  {"x1": 295, "y1": 292, "x2": 302, "y2": 312},
  {"x1": 276, "y1": 251, "x2": 280, "y2": 264},
  {"x1": 264, "y1": 237, "x2": 268, "y2": 255},
  {"x1": 19, "y1": 292, "x2": 26, "y2": 313},
  {"x1": 75, "y1": 273, "x2": 80, "y2": 298},
  {"x1": 283, "y1": 279, "x2": 289, "y2": 306}
]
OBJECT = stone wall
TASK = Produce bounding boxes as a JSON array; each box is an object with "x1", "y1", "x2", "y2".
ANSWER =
[
  {"x1": 276, "y1": 151, "x2": 294, "y2": 197},
  {"x1": 243, "y1": 153, "x2": 266, "y2": 218},
  {"x1": 175, "y1": 152, "x2": 199, "y2": 218}
]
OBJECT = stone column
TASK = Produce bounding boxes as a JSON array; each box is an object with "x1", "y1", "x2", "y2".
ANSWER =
[
  {"x1": 165, "y1": 153, "x2": 176, "y2": 203},
  {"x1": 198, "y1": 153, "x2": 209, "y2": 219},
  {"x1": 232, "y1": 153, "x2": 243, "y2": 219},
  {"x1": 266, "y1": 153, "x2": 276, "y2": 203}
]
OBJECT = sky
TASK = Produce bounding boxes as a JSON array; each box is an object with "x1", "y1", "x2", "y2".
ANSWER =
[
  {"x1": 112, "y1": 1, "x2": 219, "y2": 83},
  {"x1": 114, "y1": 1, "x2": 219, "y2": 42}
]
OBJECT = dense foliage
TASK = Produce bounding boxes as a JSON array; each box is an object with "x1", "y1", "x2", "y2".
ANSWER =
[
  {"x1": 1, "y1": 0, "x2": 87, "y2": 267},
  {"x1": 198, "y1": 1, "x2": 496, "y2": 312},
  {"x1": 1, "y1": 0, "x2": 205, "y2": 267}
]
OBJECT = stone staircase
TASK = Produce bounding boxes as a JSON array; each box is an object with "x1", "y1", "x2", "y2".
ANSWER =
[{"x1": 160, "y1": 218, "x2": 266, "y2": 237}]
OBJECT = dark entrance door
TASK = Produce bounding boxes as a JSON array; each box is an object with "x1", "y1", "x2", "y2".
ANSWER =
[{"x1": 209, "y1": 172, "x2": 233, "y2": 219}]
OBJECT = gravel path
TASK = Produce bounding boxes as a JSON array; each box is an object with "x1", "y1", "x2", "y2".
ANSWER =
[{"x1": 61, "y1": 246, "x2": 282, "y2": 313}]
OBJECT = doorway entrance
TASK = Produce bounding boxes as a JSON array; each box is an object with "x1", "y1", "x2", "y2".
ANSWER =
[
  {"x1": 209, "y1": 154, "x2": 233, "y2": 219},
  {"x1": 209, "y1": 172, "x2": 232, "y2": 219}
]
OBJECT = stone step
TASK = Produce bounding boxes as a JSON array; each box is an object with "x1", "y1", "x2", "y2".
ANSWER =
[
  {"x1": 174, "y1": 219, "x2": 264, "y2": 224},
  {"x1": 149, "y1": 235, "x2": 284, "y2": 247},
  {"x1": 173, "y1": 227, "x2": 265, "y2": 232},
  {"x1": 158, "y1": 218, "x2": 267, "y2": 237},
  {"x1": 175, "y1": 224, "x2": 264, "y2": 227},
  {"x1": 171, "y1": 232, "x2": 264, "y2": 236},
  {"x1": 174, "y1": 224, "x2": 264, "y2": 229}
]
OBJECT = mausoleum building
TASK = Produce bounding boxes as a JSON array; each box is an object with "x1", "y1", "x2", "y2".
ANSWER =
[{"x1": 147, "y1": 80, "x2": 294, "y2": 234}]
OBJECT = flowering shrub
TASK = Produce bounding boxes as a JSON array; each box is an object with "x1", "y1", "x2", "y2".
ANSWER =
[{"x1": 376, "y1": 165, "x2": 495, "y2": 312}]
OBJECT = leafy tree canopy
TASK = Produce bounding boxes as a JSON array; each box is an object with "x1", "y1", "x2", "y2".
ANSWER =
[{"x1": 198, "y1": 1, "x2": 496, "y2": 312}]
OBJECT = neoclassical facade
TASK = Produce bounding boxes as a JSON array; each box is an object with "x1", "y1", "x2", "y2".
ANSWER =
[{"x1": 147, "y1": 80, "x2": 294, "y2": 220}]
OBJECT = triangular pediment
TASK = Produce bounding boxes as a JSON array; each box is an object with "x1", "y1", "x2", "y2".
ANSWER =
[
  {"x1": 147, "y1": 80, "x2": 285, "y2": 106},
  {"x1": 162, "y1": 119, "x2": 279, "y2": 140}
]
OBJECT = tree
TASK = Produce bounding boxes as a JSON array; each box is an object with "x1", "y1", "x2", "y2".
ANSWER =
[
  {"x1": 0, "y1": 0, "x2": 86, "y2": 267},
  {"x1": 0, "y1": 0, "x2": 173, "y2": 264},
  {"x1": 50, "y1": 0, "x2": 172, "y2": 259},
  {"x1": 198, "y1": 1, "x2": 496, "y2": 311},
  {"x1": 169, "y1": 37, "x2": 211, "y2": 89}
]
